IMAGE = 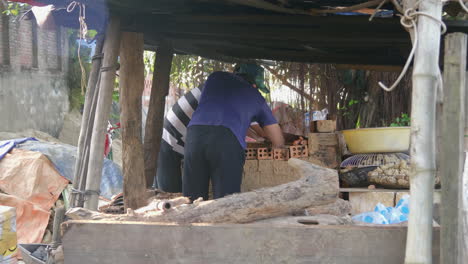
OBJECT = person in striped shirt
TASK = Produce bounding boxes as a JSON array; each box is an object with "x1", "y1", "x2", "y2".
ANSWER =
[{"x1": 155, "y1": 85, "x2": 266, "y2": 192}]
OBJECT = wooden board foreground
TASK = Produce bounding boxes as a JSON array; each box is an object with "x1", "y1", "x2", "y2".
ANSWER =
[{"x1": 62, "y1": 220, "x2": 440, "y2": 264}]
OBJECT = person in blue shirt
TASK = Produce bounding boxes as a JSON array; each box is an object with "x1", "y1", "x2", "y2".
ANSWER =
[{"x1": 183, "y1": 63, "x2": 285, "y2": 201}]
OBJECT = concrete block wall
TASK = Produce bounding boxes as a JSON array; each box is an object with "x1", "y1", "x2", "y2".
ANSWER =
[{"x1": 0, "y1": 13, "x2": 69, "y2": 137}]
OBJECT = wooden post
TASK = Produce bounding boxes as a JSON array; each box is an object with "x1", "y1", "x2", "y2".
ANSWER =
[
  {"x1": 70, "y1": 35, "x2": 104, "y2": 208},
  {"x1": 404, "y1": 0, "x2": 443, "y2": 263},
  {"x1": 143, "y1": 42, "x2": 173, "y2": 188},
  {"x1": 440, "y1": 33, "x2": 467, "y2": 264},
  {"x1": 464, "y1": 70, "x2": 468, "y2": 263},
  {"x1": 84, "y1": 16, "x2": 121, "y2": 210},
  {"x1": 119, "y1": 32, "x2": 147, "y2": 209}
]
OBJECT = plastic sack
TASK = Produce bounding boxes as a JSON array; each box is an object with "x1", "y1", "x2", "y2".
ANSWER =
[
  {"x1": 396, "y1": 194, "x2": 410, "y2": 214},
  {"x1": 374, "y1": 203, "x2": 407, "y2": 224},
  {"x1": 17, "y1": 141, "x2": 122, "y2": 199},
  {"x1": 0, "y1": 206, "x2": 18, "y2": 263},
  {"x1": 352, "y1": 211, "x2": 389, "y2": 224},
  {"x1": 312, "y1": 108, "x2": 329, "y2": 121}
]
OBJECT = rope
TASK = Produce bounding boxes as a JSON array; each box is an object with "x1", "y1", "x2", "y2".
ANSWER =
[
  {"x1": 459, "y1": 0, "x2": 468, "y2": 13},
  {"x1": 369, "y1": 0, "x2": 388, "y2": 21},
  {"x1": 378, "y1": 4, "x2": 446, "y2": 92},
  {"x1": 67, "y1": 1, "x2": 88, "y2": 95}
]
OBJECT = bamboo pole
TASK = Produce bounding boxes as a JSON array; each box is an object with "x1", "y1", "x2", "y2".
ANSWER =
[
  {"x1": 404, "y1": 0, "x2": 443, "y2": 263},
  {"x1": 143, "y1": 41, "x2": 173, "y2": 188},
  {"x1": 70, "y1": 34, "x2": 105, "y2": 208},
  {"x1": 440, "y1": 33, "x2": 467, "y2": 264},
  {"x1": 119, "y1": 32, "x2": 147, "y2": 209},
  {"x1": 84, "y1": 16, "x2": 121, "y2": 210}
]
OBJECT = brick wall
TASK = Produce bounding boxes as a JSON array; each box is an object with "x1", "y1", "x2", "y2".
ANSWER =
[{"x1": 0, "y1": 12, "x2": 70, "y2": 137}]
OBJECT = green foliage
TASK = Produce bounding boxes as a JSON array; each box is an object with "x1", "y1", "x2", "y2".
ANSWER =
[
  {"x1": 2, "y1": 2, "x2": 28, "y2": 16},
  {"x1": 67, "y1": 30, "x2": 92, "y2": 110},
  {"x1": 390, "y1": 113, "x2": 410, "y2": 127}
]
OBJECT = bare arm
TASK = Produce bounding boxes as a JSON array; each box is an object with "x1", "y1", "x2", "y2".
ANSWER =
[
  {"x1": 263, "y1": 124, "x2": 285, "y2": 148},
  {"x1": 249, "y1": 124, "x2": 267, "y2": 138}
]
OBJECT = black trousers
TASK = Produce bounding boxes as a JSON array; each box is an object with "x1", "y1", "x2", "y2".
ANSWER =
[
  {"x1": 154, "y1": 140, "x2": 183, "y2": 192},
  {"x1": 183, "y1": 125, "x2": 245, "y2": 201}
]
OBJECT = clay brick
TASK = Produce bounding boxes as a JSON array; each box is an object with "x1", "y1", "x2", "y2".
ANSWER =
[
  {"x1": 245, "y1": 148, "x2": 257, "y2": 160},
  {"x1": 257, "y1": 148, "x2": 273, "y2": 160},
  {"x1": 273, "y1": 148, "x2": 289, "y2": 161},
  {"x1": 289, "y1": 145, "x2": 307, "y2": 158},
  {"x1": 315, "y1": 120, "x2": 336, "y2": 133}
]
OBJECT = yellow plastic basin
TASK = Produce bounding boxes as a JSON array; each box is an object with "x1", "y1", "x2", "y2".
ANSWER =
[{"x1": 342, "y1": 127, "x2": 410, "y2": 154}]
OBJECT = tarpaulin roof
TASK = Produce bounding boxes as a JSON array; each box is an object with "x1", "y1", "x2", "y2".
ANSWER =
[{"x1": 8, "y1": 0, "x2": 468, "y2": 66}]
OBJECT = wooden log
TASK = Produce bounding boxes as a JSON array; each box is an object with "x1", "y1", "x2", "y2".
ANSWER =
[
  {"x1": 84, "y1": 16, "x2": 121, "y2": 210},
  {"x1": 70, "y1": 35, "x2": 104, "y2": 208},
  {"x1": 405, "y1": 0, "x2": 443, "y2": 263},
  {"x1": 119, "y1": 32, "x2": 147, "y2": 209},
  {"x1": 62, "y1": 220, "x2": 441, "y2": 264},
  {"x1": 304, "y1": 198, "x2": 351, "y2": 217},
  {"x1": 67, "y1": 158, "x2": 339, "y2": 224},
  {"x1": 143, "y1": 41, "x2": 174, "y2": 188},
  {"x1": 440, "y1": 32, "x2": 466, "y2": 264}
]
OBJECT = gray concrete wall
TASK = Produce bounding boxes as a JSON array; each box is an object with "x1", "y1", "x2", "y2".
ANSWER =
[{"x1": 0, "y1": 13, "x2": 70, "y2": 137}]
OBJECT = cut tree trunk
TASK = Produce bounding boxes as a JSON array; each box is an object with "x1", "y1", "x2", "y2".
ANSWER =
[
  {"x1": 119, "y1": 32, "x2": 147, "y2": 209},
  {"x1": 67, "y1": 158, "x2": 339, "y2": 224}
]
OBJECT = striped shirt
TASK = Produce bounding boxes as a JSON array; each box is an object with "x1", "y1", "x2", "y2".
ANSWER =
[{"x1": 162, "y1": 86, "x2": 202, "y2": 155}]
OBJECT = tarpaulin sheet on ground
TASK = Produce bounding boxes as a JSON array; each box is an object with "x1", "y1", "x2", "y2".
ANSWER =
[
  {"x1": 0, "y1": 149, "x2": 69, "y2": 244},
  {"x1": 0, "y1": 138, "x2": 37, "y2": 161},
  {"x1": 18, "y1": 141, "x2": 123, "y2": 199}
]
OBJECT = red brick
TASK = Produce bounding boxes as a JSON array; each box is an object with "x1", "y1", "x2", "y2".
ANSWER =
[
  {"x1": 245, "y1": 148, "x2": 258, "y2": 160},
  {"x1": 273, "y1": 148, "x2": 289, "y2": 161},
  {"x1": 257, "y1": 148, "x2": 272, "y2": 160}
]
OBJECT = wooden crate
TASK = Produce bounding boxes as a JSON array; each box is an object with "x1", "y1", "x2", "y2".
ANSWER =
[
  {"x1": 308, "y1": 133, "x2": 340, "y2": 169},
  {"x1": 313, "y1": 120, "x2": 337, "y2": 133}
]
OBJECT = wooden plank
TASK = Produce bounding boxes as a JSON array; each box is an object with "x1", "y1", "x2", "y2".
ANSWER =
[
  {"x1": 440, "y1": 32, "x2": 467, "y2": 264},
  {"x1": 62, "y1": 220, "x2": 441, "y2": 264},
  {"x1": 84, "y1": 16, "x2": 121, "y2": 210},
  {"x1": 341, "y1": 188, "x2": 410, "y2": 193},
  {"x1": 119, "y1": 32, "x2": 147, "y2": 209},
  {"x1": 143, "y1": 41, "x2": 174, "y2": 188}
]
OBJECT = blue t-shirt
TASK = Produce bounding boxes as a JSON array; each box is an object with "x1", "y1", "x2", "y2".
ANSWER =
[{"x1": 189, "y1": 71, "x2": 278, "y2": 149}]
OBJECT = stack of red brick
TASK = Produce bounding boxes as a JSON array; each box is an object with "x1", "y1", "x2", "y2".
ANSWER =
[{"x1": 245, "y1": 145, "x2": 308, "y2": 161}]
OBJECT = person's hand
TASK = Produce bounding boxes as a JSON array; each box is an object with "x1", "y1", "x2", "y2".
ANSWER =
[{"x1": 255, "y1": 137, "x2": 266, "y2": 143}]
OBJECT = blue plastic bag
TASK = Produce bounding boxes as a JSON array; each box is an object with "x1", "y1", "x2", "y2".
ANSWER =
[{"x1": 352, "y1": 211, "x2": 389, "y2": 224}]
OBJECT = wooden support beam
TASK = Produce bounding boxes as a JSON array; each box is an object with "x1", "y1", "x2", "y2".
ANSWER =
[
  {"x1": 144, "y1": 41, "x2": 174, "y2": 188},
  {"x1": 84, "y1": 16, "x2": 121, "y2": 210},
  {"x1": 119, "y1": 32, "x2": 147, "y2": 209},
  {"x1": 405, "y1": 0, "x2": 443, "y2": 263},
  {"x1": 70, "y1": 34, "x2": 105, "y2": 208},
  {"x1": 440, "y1": 32, "x2": 466, "y2": 264},
  {"x1": 62, "y1": 221, "x2": 441, "y2": 264}
]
